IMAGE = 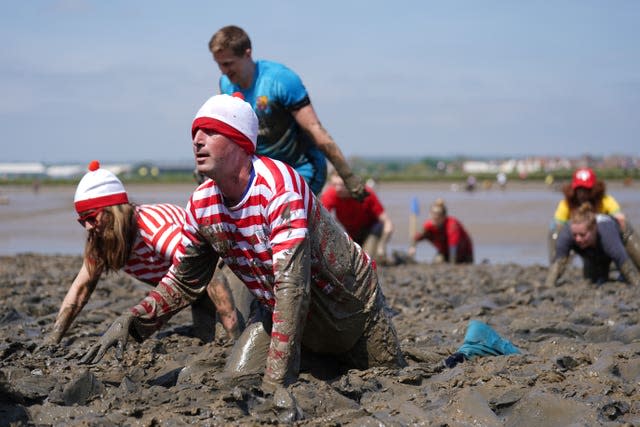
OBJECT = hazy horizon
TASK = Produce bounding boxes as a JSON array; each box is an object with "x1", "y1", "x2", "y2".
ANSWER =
[{"x1": 1, "y1": 1, "x2": 639, "y2": 163}]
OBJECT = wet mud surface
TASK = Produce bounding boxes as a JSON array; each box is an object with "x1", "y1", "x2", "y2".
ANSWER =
[{"x1": 1, "y1": 253, "x2": 639, "y2": 426}]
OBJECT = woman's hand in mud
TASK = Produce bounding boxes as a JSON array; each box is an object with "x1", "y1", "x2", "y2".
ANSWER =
[{"x1": 79, "y1": 313, "x2": 135, "y2": 364}]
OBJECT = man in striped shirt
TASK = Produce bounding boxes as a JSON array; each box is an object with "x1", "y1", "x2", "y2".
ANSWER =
[
  {"x1": 82, "y1": 95, "x2": 405, "y2": 392},
  {"x1": 50, "y1": 161, "x2": 242, "y2": 345}
]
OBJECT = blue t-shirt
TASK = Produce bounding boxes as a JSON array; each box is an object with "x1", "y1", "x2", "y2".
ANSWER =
[{"x1": 219, "y1": 60, "x2": 326, "y2": 178}]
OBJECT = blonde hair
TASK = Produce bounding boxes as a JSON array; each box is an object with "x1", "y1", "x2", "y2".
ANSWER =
[
  {"x1": 84, "y1": 203, "x2": 137, "y2": 278},
  {"x1": 570, "y1": 202, "x2": 596, "y2": 228},
  {"x1": 430, "y1": 198, "x2": 447, "y2": 217}
]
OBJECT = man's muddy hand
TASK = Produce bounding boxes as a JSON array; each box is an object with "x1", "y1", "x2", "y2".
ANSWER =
[
  {"x1": 79, "y1": 313, "x2": 135, "y2": 364},
  {"x1": 343, "y1": 174, "x2": 369, "y2": 202}
]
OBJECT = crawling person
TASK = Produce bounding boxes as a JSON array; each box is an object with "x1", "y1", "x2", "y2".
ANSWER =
[
  {"x1": 408, "y1": 198, "x2": 474, "y2": 264},
  {"x1": 546, "y1": 202, "x2": 640, "y2": 287},
  {"x1": 48, "y1": 161, "x2": 243, "y2": 345},
  {"x1": 80, "y1": 94, "x2": 406, "y2": 392},
  {"x1": 547, "y1": 167, "x2": 640, "y2": 265}
]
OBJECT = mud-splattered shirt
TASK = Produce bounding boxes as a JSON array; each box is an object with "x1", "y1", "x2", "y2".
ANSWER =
[
  {"x1": 131, "y1": 156, "x2": 380, "y2": 384},
  {"x1": 122, "y1": 204, "x2": 186, "y2": 285}
]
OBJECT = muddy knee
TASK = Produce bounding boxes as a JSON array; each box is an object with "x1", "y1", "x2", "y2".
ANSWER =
[{"x1": 224, "y1": 320, "x2": 271, "y2": 376}]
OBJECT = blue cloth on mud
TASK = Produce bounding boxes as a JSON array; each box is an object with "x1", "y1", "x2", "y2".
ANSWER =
[{"x1": 456, "y1": 320, "x2": 520, "y2": 359}]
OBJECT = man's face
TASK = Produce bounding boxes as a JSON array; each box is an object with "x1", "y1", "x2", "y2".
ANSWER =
[
  {"x1": 571, "y1": 221, "x2": 596, "y2": 249},
  {"x1": 213, "y1": 48, "x2": 253, "y2": 88},
  {"x1": 193, "y1": 129, "x2": 243, "y2": 180}
]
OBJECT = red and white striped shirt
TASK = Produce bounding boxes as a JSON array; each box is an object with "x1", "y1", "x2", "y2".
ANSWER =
[
  {"x1": 122, "y1": 204, "x2": 186, "y2": 284},
  {"x1": 131, "y1": 156, "x2": 379, "y2": 385},
  {"x1": 132, "y1": 156, "x2": 374, "y2": 320}
]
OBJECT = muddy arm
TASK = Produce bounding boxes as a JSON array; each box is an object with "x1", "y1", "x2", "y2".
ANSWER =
[
  {"x1": 206, "y1": 274, "x2": 243, "y2": 339},
  {"x1": 292, "y1": 104, "x2": 366, "y2": 201},
  {"x1": 262, "y1": 239, "x2": 311, "y2": 391},
  {"x1": 377, "y1": 211, "x2": 394, "y2": 260},
  {"x1": 130, "y1": 242, "x2": 218, "y2": 340},
  {"x1": 619, "y1": 259, "x2": 640, "y2": 286},
  {"x1": 49, "y1": 260, "x2": 100, "y2": 344},
  {"x1": 545, "y1": 257, "x2": 569, "y2": 287}
]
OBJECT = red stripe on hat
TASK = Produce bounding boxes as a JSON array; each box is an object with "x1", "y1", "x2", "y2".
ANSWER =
[
  {"x1": 75, "y1": 193, "x2": 129, "y2": 213},
  {"x1": 192, "y1": 117, "x2": 255, "y2": 154}
]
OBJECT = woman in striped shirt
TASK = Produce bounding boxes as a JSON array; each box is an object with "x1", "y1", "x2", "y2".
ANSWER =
[{"x1": 48, "y1": 161, "x2": 242, "y2": 345}]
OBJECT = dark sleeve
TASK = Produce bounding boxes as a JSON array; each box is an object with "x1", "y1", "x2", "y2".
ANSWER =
[
  {"x1": 554, "y1": 225, "x2": 573, "y2": 260},
  {"x1": 597, "y1": 218, "x2": 629, "y2": 268}
]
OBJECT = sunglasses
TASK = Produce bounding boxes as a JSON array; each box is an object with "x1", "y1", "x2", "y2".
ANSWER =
[{"x1": 77, "y1": 208, "x2": 103, "y2": 227}]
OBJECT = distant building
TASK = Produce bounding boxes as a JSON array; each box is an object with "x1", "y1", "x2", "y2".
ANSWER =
[
  {"x1": 0, "y1": 162, "x2": 46, "y2": 178},
  {"x1": 0, "y1": 162, "x2": 133, "y2": 180},
  {"x1": 45, "y1": 165, "x2": 85, "y2": 179}
]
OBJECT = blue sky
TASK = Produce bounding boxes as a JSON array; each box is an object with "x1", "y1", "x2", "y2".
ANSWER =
[{"x1": 1, "y1": 1, "x2": 638, "y2": 164}]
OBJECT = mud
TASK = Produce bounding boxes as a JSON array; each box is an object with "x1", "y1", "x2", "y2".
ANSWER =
[{"x1": 1, "y1": 253, "x2": 639, "y2": 426}]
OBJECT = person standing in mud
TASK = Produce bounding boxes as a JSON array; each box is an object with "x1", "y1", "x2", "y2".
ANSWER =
[
  {"x1": 81, "y1": 94, "x2": 405, "y2": 392},
  {"x1": 320, "y1": 171, "x2": 393, "y2": 264},
  {"x1": 408, "y1": 198, "x2": 474, "y2": 264},
  {"x1": 48, "y1": 161, "x2": 243, "y2": 345},
  {"x1": 208, "y1": 25, "x2": 366, "y2": 199},
  {"x1": 546, "y1": 202, "x2": 640, "y2": 287},
  {"x1": 547, "y1": 167, "x2": 640, "y2": 266}
]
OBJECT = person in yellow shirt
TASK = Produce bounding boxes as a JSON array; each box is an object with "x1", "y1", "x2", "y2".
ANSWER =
[
  {"x1": 553, "y1": 168, "x2": 624, "y2": 227},
  {"x1": 548, "y1": 167, "x2": 639, "y2": 267}
]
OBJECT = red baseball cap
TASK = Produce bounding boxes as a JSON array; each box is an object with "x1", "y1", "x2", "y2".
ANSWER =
[{"x1": 571, "y1": 167, "x2": 596, "y2": 189}]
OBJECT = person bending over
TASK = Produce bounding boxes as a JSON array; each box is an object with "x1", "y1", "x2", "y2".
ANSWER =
[
  {"x1": 547, "y1": 167, "x2": 640, "y2": 264},
  {"x1": 80, "y1": 95, "x2": 405, "y2": 393},
  {"x1": 546, "y1": 202, "x2": 640, "y2": 287},
  {"x1": 408, "y1": 198, "x2": 473, "y2": 264},
  {"x1": 48, "y1": 161, "x2": 243, "y2": 345}
]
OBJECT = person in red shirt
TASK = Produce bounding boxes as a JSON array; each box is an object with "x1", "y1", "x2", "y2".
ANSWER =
[
  {"x1": 408, "y1": 198, "x2": 474, "y2": 264},
  {"x1": 320, "y1": 172, "x2": 393, "y2": 264}
]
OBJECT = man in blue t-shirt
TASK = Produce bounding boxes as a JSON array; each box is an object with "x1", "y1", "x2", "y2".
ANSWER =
[{"x1": 208, "y1": 25, "x2": 366, "y2": 199}]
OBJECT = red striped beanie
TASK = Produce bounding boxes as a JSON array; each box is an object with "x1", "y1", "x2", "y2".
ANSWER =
[
  {"x1": 74, "y1": 160, "x2": 129, "y2": 213},
  {"x1": 191, "y1": 93, "x2": 258, "y2": 154}
]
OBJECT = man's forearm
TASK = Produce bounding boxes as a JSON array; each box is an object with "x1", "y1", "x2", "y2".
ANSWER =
[{"x1": 131, "y1": 243, "x2": 217, "y2": 339}]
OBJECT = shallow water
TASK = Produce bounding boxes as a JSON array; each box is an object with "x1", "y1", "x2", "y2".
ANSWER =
[{"x1": 1, "y1": 181, "x2": 638, "y2": 265}]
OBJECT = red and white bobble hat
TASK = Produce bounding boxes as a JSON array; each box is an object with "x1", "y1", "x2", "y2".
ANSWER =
[
  {"x1": 74, "y1": 160, "x2": 129, "y2": 213},
  {"x1": 191, "y1": 93, "x2": 258, "y2": 154}
]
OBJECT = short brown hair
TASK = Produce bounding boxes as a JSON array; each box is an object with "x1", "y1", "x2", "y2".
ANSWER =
[{"x1": 209, "y1": 25, "x2": 251, "y2": 56}]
